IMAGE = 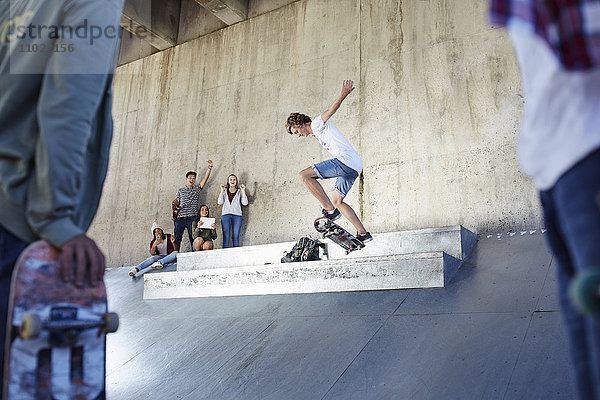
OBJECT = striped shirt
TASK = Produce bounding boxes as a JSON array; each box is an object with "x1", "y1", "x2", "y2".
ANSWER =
[{"x1": 176, "y1": 185, "x2": 203, "y2": 218}]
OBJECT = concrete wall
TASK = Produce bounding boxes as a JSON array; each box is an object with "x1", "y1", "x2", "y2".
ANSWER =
[{"x1": 91, "y1": 0, "x2": 539, "y2": 267}]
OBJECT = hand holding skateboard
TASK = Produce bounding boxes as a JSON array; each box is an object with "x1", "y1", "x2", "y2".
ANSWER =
[
  {"x1": 5, "y1": 241, "x2": 118, "y2": 399},
  {"x1": 60, "y1": 234, "x2": 105, "y2": 288}
]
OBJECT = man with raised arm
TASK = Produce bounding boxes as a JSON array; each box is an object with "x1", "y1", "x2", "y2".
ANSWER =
[{"x1": 174, "y1": 160, "x2": 214, "y2": 250}]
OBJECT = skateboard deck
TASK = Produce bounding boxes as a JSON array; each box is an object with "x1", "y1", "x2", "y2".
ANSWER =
[
  {"x1": 3, "y1": 241, "x2": 118, "y2": 400},
  {"x1": 570, "y1": 269, "x2": 600, "y2": 317},
  {"x1": 314, "y1": 217, "x2": 364, "y2": 255}
]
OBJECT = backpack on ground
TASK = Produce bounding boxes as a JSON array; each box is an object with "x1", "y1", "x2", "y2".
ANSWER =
[{"x1": 281, "y1": 237, "x2": 321, "y2": 263}]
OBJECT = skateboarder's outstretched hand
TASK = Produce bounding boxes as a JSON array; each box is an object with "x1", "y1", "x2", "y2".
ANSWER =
[
  {"x1": 340, "y1": 80, "x2": 355, "y2": 97},
  {"x1": 60, "y1": 234, "x2": 105, "y2": 288}
]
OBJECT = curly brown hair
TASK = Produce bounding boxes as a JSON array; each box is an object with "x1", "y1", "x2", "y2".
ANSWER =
[{"x1": 285, "y1": 113, "x2": 312, "y2": 135}]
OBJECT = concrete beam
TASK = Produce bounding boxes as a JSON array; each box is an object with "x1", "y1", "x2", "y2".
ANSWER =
[
  {"x1": 193, "y1": 0, "x2": 248, "y2": 25},
  {"x1": 120, "y1": 0, "x2": 179, "y2": 51},
  {"x1": 143, "y1": 252, "x2": 461, "y2": 299},
  {"x1": 176, "y1": 225, "x2": 477, "y2": 271}
]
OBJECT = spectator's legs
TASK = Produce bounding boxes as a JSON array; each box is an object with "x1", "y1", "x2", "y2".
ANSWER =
[
  {"x1": 540, "y1": 149, "x2": 600, "y2": 400},
  {"x1": 160, "y1": 251, "x2": 178, "y2": 265},
  {"x1": 0, "y1": 225, "x2": 29, "y2": 390},
  {"x1": 231, "y1": 215, "x2": 243, "y2": 247},
  {"x1": 193, "y1": 237, "x2": 204, "y2": 251},
  {"x1": 135, "y1": 255, "x2": 163, "y2": 270},
  {"x1": 221, "y1": 214, "x2": 232, "y2": 248},
  {"x1": 173, "y1": 217, "x2": 186, "y2": 248},
  {"x1": 184, "y1": 217, "x2": 194, "y2": 250},
  {"x1": 202, "y1": 240, "x2": 213, "y2": 251}
]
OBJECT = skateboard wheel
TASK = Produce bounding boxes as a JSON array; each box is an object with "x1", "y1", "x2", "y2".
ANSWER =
[
  {"x1": 102, "y1": 312, "x2": 119, "y2": 334},
  {"x1": 314, "y1": 219, "x2": 327, "y2": 233},
  {"x1": 20, "y1": 314, "x2": 42, "y2": 339},
  {"x1": 569, "y1": 270, "x2": 600, "y2": 317}
]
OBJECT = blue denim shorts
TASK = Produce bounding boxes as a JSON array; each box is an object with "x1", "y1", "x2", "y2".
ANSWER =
[{"x1": 312, "y1": 158, "x2": 359, "y2": 197}]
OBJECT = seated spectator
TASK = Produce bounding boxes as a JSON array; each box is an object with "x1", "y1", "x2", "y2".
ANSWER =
[
  {"x1": 128, "y1": 222, "x2": 178, "y2": 277},
  {"x1": 192, "y1": 204, "x2": 217, "y2": 251}
]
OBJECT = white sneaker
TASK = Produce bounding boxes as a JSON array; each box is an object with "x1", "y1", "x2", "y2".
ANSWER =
[
  {"x1": 128, "y1": 267, "x2": 139, "y2": 277},
  {"x1": 150, "y1": 261, "x2": 164, "y2": 270}
]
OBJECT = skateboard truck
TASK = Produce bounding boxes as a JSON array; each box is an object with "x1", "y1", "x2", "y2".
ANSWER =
[{"x1": 20, "y1": 307, "x2": 119, "y2": 344}]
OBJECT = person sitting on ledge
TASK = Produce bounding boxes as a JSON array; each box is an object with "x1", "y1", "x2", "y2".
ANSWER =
[
  {"x1": 128, "y1": 222, "x2": 178, "y2": 277},
  {"x1": 192, "y1": 204, "x2": 217, "y2": 251}
]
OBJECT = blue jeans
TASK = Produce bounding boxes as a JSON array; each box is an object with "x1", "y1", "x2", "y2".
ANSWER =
[
  {"x1": 0, "y1": 225, "x2": 29, "y2": 393},
  {"x1": 135, "y1": 252, "x2": 178, "y2": 270},
  {"x1": 539, "y1": 148, "x2": 600, "y2": 400},
  {"x1": 174, "y1": 216, "x2": 195, "y2": 250},
  {"x1": 221, "y1": 214, "x2": 242, "y2": 248}
]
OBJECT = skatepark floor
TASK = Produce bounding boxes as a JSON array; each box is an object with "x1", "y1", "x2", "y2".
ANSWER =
[{"x1": 104, "y1": 231, "x2": 576, "y2": 400}]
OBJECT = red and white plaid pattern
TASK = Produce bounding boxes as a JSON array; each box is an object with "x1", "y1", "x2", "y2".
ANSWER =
[{"x1": 489, "y1": 0, "x2": 600, "y2": 70}]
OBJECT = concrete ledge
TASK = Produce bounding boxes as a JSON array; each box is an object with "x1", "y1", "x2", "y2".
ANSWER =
[
  {"x1": 176, "y1": 225, "x2": 476, "y2": 271},
  {"x1": 143, "y1": 252, "x2": 458, "y2": 299}
]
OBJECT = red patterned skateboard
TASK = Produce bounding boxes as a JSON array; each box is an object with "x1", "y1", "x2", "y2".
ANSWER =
[
  {"x1": 314, "y1": 217, "x2": 364, "y2": 255},
  {"x1": 3, "y1": 241, "x2": 118, "y2": 399}
]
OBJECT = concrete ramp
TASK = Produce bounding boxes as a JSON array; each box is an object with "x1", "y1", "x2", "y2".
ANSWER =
[{"x1": 143, "y1": 226, "x2": 476, "y2": 299}]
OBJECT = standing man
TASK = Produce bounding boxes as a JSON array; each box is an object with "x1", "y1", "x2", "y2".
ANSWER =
[
  {"x1": 0, "y1": 0, "x2": 124, "y2": 393},
  {"x1": 174, "y1": 160, "x2": 214, "y2": 250},
  {"x1": 285, "y1": 80, "x2": 372, "y2": 243},
  {"x1": 490, "y1": 1, "x2": 600, "y2": 399}
]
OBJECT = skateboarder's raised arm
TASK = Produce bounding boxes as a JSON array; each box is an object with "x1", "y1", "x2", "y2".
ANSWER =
[{"x1": 320, "y1": 80, "x2": 355, "y2": 124}]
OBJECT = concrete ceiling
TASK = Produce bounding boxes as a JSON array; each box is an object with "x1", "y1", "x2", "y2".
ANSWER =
[{"x1": 117, "y1": 0, "x2": 292, "y2": 66}]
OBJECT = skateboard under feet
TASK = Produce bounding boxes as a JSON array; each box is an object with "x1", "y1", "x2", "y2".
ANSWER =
[{"x1": 314, "y1": 217, "x2": 364, "y2": 255}]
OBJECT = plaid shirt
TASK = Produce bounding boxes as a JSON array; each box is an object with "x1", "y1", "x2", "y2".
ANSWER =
[{"x1": 489, "y1": 0, "x2": 600, "y2": 70}]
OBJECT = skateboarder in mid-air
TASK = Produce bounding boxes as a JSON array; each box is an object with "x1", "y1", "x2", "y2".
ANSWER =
[{"x1": 286, "y1": 80, "x2": 372, "y2": 244}]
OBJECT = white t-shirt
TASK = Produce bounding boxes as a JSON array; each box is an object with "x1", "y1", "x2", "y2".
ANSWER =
[
  {"x1": 311, "y1": 115, "x2": 363, "y2": 173},
  {"x1": 509, "y1": 23, "x2": 600, "y2": 190}
]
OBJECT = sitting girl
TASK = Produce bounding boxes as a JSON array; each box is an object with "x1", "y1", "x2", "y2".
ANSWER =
[
  {"x1": 128, "y1": 222, "x2": 178, "y2": 277},
  {"x1": 192, "y1": 204, "x2": 217, "y2": 251}
]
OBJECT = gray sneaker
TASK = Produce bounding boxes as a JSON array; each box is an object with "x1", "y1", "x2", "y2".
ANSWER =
[
  {"x1": 322, "y1": 208, "x2": 341, "y2": 221},
  {"x1": 357, "y1": 232, "x2": 373, "y2": 243}
]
